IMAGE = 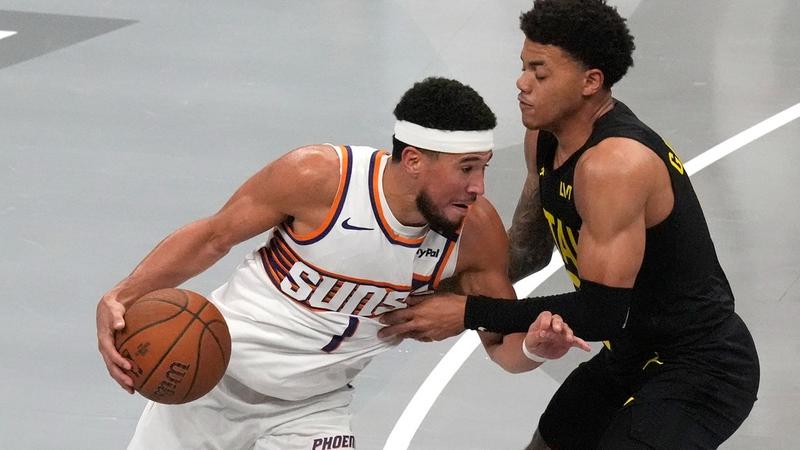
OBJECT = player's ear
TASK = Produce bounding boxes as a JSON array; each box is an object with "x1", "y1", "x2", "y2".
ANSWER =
[
  {"x1": 582, "y1": 68, "x2": 604, "y2": 96},
  {"x1": 400, "y1": 146, "x2": 424, "y2": 177}
]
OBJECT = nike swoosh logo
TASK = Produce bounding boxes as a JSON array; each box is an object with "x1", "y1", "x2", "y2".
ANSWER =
[{"x1": 342, "y1": 217, "x2": 374, "y2": 231}]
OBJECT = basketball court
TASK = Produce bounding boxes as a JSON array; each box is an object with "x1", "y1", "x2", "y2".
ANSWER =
[{"x1": 1, "y1": 1, "x2": 798, "y2": 448}]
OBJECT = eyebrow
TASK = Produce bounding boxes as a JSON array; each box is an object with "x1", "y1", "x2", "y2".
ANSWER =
[
  {"x1": 521, "y1": 59, "x2": 546, "y2": 70},
  {"x1": 460, "y1": 152, "x2": 493, "y2": 163},
  {"x1": 520, "y1": 55, "x2": 545, "y2": 66}
]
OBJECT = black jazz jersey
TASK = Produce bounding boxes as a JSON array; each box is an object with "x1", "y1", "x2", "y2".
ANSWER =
[
  {"x1": 535, "y1": 100, "x2": 759, "y2": 441},
  {"x1": 536, "y1": 100, "x2": 742, "y2": 368}
]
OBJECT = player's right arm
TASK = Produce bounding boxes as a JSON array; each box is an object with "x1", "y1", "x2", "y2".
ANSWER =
[
  {"x1": 507, "y1": 129, "x2": 554, "y2": 281},
  {"x1": 96, "y1": 145, "x2": 340, "y2": 392}
]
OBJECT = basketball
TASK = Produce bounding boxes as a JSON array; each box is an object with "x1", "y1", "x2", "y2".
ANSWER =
[{"x1": 114, "y1": 288, "x2": 231, "y2": 404}]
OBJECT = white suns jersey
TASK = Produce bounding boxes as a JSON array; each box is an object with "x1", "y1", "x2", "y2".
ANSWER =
[{"x1": 211, "y1": 145, "x2": 463, "y2": 400}]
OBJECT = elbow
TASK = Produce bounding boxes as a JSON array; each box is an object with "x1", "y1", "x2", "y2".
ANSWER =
[
  {"x1": 502, "y1": 362, "x2": 535, "y2": 374},
  {"x1": 194, "y1": 215, "x2": 237, "y2": 259},
  {"x1": 207, "y1": 234, "x2": 234, "y2": 259},
  {"x1": 201, "y1": 222, "x2": 236, "y2": 260},
  {"x1": 489, "y1": 354, "x2": 522, "y2": 373}
]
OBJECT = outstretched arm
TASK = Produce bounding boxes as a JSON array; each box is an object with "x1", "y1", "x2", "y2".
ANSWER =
[
  {"x1": 380, "y1": 197, "x2": 588, "y2": 373},
  {"x1": 96, "y1": 145, "x2": 340, "y2": 392}
]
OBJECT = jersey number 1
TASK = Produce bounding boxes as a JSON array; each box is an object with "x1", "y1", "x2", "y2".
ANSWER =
[{"x1": 322, "y1": 316, "x2": 359, "y2": 353}]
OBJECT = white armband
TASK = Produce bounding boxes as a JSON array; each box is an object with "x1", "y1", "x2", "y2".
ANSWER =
[{"x1": 522, "y1": 338, "x2": 549, "y2": 363}]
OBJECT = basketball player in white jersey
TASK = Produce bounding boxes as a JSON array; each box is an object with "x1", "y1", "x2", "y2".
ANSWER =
[{"x1": 96, "y1": 77, "x2": 589, "y2": 449}]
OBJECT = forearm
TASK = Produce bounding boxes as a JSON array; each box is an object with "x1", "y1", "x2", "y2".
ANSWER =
[
  {"x1": 508, "y1": 175, "x2": 554, "y2": 281},
  {"x1": 452, "y1": 268, "x2": 529, "y2": 371},
  {"x1": 109, "y1": 218, "x2": 232, "y2": 305},
  {"x1": 483, "y1": 332, "x2": 542, "y2": 373},
  {"x1": 465, "y1": 279, "x2": 632, "y2": 341},
  {"x1": 468, "y1": 273, "x2": 541, "y2": 373}
]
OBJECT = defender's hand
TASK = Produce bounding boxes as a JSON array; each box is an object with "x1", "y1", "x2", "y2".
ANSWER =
[
  {"x1": 523, "y1": 311, "x2": 591, "y2": 360},
  {"x1": 96, "y1": 295, "x2": 134, "y2": 394},
  {"x1": 378, "y1": 292, "x2": 467, "y2": 342}
]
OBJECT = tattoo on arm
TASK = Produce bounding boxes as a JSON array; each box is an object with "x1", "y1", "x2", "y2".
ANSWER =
[{"x1": 507, "y1": 174, "x2": 554, "y2": 282}]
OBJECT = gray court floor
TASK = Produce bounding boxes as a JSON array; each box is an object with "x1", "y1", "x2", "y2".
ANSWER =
[{"x1": 2, "y1": 1, "x2": 798, "y2": 449}]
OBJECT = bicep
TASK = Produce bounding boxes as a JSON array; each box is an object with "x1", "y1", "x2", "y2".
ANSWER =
[
  {"x1": 576, "y1": 207, "x2": 645, "y2": 288},
  {"x1": 205, "y1": 174, "x2": 288, "y2": 249},
  {"x1": 207, "y1": 146, "x2": 338, "y2": 249},
  {"x1": 574, "y1": 145, "x2": 654, "y2": 288}
]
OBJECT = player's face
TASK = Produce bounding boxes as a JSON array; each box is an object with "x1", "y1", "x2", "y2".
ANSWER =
[
  {"x1": 417, "y1": 151, "x2": 492, "y2": 235},
  {"x1": 517, "y1": 39, "x2": 588, "y2": 131}
]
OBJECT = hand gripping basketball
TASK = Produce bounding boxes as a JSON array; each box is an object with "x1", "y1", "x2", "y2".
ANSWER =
[{"x1": 113, "y1": 288, "x2": 232, "y2": 404}]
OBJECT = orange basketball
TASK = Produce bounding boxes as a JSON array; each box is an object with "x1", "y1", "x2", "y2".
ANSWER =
[{"x1": 114, "y1": 288, "x2": 231, "y2": 404}]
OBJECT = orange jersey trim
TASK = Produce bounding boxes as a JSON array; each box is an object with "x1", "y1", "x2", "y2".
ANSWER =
[
  {"x1": 432, "y1": 240, "x2": 457, "y2": 288},
  {"x1": 370, "y1": 152, "x2": 426, "y2": 247},
  {"x1": 283, "y1": 145, "x2": 352, "y2": 244}
]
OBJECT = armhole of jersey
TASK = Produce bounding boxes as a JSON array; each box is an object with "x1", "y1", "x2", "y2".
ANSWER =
[
  {"x1": 368, "y1": 151, "x2": 426, "y2": 248},
  {"x1": 432, "y1": 239, "x2": 459, "y2": 288},
  {"x1": 605, "y1": 132, "x2": 681, "y2": 232},
  {"x1": 536, "y1": 131, "x2": 557, "y2": 171},
  {"x1": 650, "y1": 138, "x2": 685, "y2": 230},
  {"x1": 283, "y1": 145, "x2": 352, "y2": 244}
]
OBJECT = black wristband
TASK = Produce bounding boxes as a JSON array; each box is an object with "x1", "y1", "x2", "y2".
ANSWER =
[{"x1": 464, "y1": 279, "x2": 632, "y2": 340}]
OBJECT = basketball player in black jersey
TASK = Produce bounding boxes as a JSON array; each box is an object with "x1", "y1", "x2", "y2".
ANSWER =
[{"x1": 379, "y1": 0, "x2": 760, "y2": 448}]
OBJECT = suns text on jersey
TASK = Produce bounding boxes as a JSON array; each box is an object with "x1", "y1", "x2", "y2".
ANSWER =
[{"x1": 279, "y1": 260, "x2": 413, "y2": 317}]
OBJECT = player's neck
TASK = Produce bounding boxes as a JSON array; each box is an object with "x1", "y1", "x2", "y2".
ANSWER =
[
  {"x1": 382, "y1": 160, "x2": 427, "y2": 227},
  {"x1": 551, "y1": 93, "x2": 615, "y2": 168}
]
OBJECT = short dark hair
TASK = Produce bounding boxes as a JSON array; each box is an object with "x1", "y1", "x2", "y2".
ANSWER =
[
  {"x1": 520, "y1": 0, "x2": 635, "y2": 88},
  {"x1": 392, "y1": 77, "x2": 496, "y2": 159}
]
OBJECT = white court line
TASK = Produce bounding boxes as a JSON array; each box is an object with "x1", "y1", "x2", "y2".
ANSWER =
[
  {"x1": 382, "y1": 254, "x2": 564, "y2": 450},
  {"x1": 684, "y1": 102, "x2": 800, "y2": 175},
  {"x1": 0, "y1": 30, "x2": 18, "y2": 41},
  {"x1": 382, "y1": 101, "x2": 800, "y2": 450}
]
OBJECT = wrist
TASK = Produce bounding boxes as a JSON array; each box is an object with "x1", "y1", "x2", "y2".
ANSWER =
[
  {"x1": 521, "y1": 338, "x2": 549, "y2": 363},
  {"x1": 464, "y1": 294, "x2": 532, "y2": 334},
  {"x1": 464, "y1": 294, "x2": 498, "y2": 332}
]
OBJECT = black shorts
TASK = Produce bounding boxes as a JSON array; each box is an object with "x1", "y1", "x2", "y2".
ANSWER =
[{"x1": 538, "y1": 314, "x2": 759, "y2": 450}]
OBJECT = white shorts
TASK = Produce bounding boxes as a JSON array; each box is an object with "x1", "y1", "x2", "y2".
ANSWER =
[{"x1": 128, "y1": 375, "x2": 356, "y2": 450}]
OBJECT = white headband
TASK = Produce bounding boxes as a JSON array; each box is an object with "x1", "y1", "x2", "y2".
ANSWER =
[{"x1": 394, "y1": 120, "x2": 494, "y2": 154}]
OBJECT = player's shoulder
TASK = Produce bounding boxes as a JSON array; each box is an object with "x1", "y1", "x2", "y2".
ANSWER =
[
  {"x1": 579, "y1": 137, "x2": 662, "y2": 182},
  {"x1": 280, "y1": 144, "x2": 341, "y2": 175},
  {"x1": 270, "y1": 144, "x2": 341, "y2": 193}
]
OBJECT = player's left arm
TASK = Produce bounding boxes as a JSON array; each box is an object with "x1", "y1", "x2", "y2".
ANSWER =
[{"x1": 388, "y1": 197, "x2": 587, "y2": 373}]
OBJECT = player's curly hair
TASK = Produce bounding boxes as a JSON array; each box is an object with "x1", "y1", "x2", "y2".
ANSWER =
[
  {"x1": 392, "y1": 77, "x2": 496, "y2": 158},
  {"x1": 520, "y1": 0, "x2": 635, "y2": 88}
]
